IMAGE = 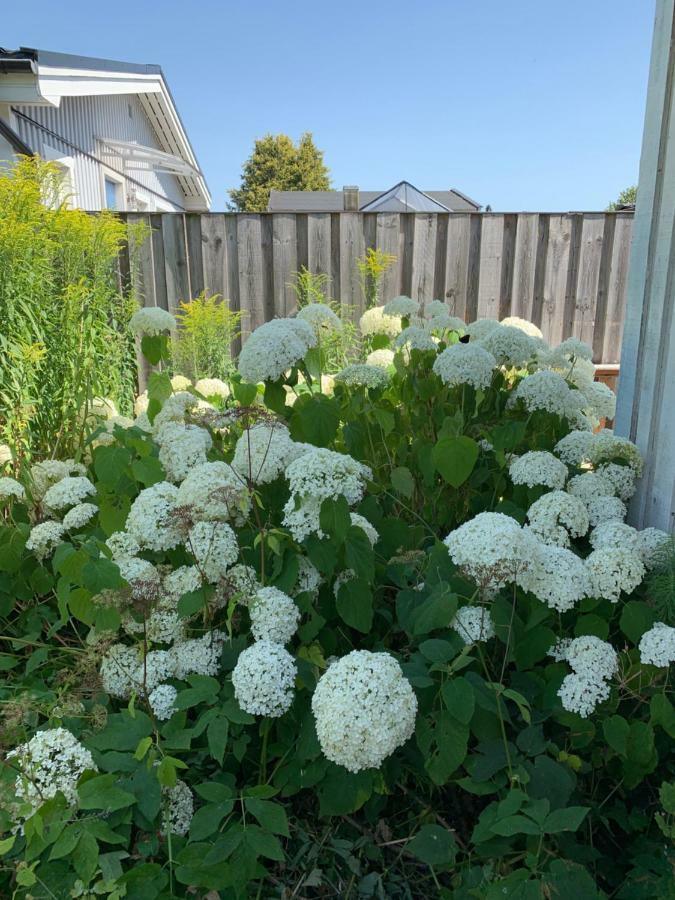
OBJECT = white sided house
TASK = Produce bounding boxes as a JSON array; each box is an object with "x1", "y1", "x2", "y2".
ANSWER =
[{"x1": 0, "y1": 47, "x2": 210, "y2": 212}]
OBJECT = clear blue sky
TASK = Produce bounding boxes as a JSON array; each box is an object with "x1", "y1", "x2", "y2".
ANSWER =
[{"x1": 4, "y1": 0, "x2": 655, "y2": 210}]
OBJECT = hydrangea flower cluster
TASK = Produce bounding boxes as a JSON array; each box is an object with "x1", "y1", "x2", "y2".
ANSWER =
[
  {"x1": 444, "y1": 512, "x2": 539, "y2": 590},
  {"x1": 585, "y1": 547, "x2": 646, "y2": 602},
  {"x1": 311, "y1": 650, "x2": 417, "y2": 772},
  {"x1": 365, "y1": 348, "x2": 395, "y2": 369},
  {"x1": 394, "y1": 326, "x2": 437, "y2": 352},
  {"x1": 126, "y1": 481, "x2": 183, "y2": 552},
  {"x1": 0, "y1": 476, "x2": 25, "y2": 501},
  {"x1": 639, "y1": 622, "x2": 675, "y2": 668},
  {"x1": 424, "y1": 312, "x2": 467, "y2": 333},
  {"x1": 383, "y1": 296, "x2": 420, "y2": 318},
  {"x1": 335, "y1": 363, "x2": 390, "y2": 389},
  {"x1": 552, "y1": 636, "x2": 618, "y2": 718},
  {"x1": 451, "y1": 606, "x2": 495, "y2": 644},
  {"x1": 149, "y1": 683, "x2": 179, "y2": 720},
  {"x1": 155, "y1": 422, "x2": 213, "y2": 483},
  {"x1": 509, "y1": 369, "x2": 586, "y2": 422},
  {"x1": 478, "y1": 324, "x2": 540, "y2": 368},
  {"x1": 359, "y1": 305, "x2": 402, "y2": 338},
  {"x1": 62, "y1": 502, "x2": 98, "y2": 530},
  {"x1": 187, "y1": 520, "x2": 239, "y2": 582},
  {"x1": 43, "y1": 476, "x2": 96, "y2": 512},
  {"x1": 25, "y1": 521, "x2": 66, "y2": 560},
  {"x1": 522, "y1": 544, "x2": 590, "y2": 612},
  {"x1": 232, "y1": 422, "x2": 299, "y2": 484},
  {"x1": 292, "y1": 557, "x2": 323, "y2": 597},
  {"x1": 176, "y1": 461, "x2": 251, "y2": 523},
  {"x1": 194, "y1": 377, "x2": 230, "y2": 399},
  {"x1": 500, "y1": 316, "x2": 543, "y2": 338},
  {"x1": 464, "y1": 318, "x2": 500, "y2": 340},
  {"x1": 508, "y1": 451, "x2": 568, "y2": 490},
  {"x1": 163, "y1": 779, "x2": 194, "y2": 836},
  {"x1": 249, "y1": 586, "x2": 300, "y2": 644},
  {"x1": 297, "y1": 303, "x2": 343, "y2": 334},
  {"x1": 237, "y1": 317, "x2": 317, "y2": 383},
  {"x1": 129, "y1": 306, "x2": 176, "y2": 335},
  {"x1": 232, "y1": 640, "x2": 297, "y2": 717},
  {"x1": 554, "y1": 430, "x2": 597, "y2": 467},
  {"x1": 350, "y1": 512, "x2": 379, "y2": 546},
  {"x1": 30, "y1": 459, "x2": 87, "y2": 501},
  {"x1": 526, "y1": 490, "x2": 589, "y2": 547},
  {"x1": 433, "y1": 343, "x2": 497, "y2": 390}
]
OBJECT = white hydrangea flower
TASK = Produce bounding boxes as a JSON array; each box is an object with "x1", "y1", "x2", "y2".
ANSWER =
[
  {"x1": 232, "y1": 422, "x2": 298, "y2": 484},
  {"x1": 100, "y1": 643, "x2": 142, "y2": 698},
  {"x1": 162, "y1": 565, "x2": 203, "y2": 604},
  {"x1": 590, "y1": 521, "x2": 642, "y2": 555},
  {"x1": 552, "y1": 635, "x2": 618, "y2": 718},
  {"x1": 566, "y1": 471, "x2": 615, "y2": 505},
  {"x1": 639, "y1": 622, "x2": 675, "y2": 667},
  {"x1": 509, "y1": 370, "x2": 586, "y2": 421},
  {"x1": 522, "y1": 545, "x2": 590, "y2": 612},
  {"x1": 394, "y1": 326, "x2": 437, "y2": 352},
  {"x1": 126, "y1": 481, "x2": 183, "y2": 552},
  {"x1": 134, "y1": 391, "x2": 149, "y2": 416},
  {"x1": 587, "y1": 432, "x2": 643, "y2": 476},
  {"x1": 424, "y1": 312, "x2": 467, "y2": 333},
  {"x1": 450, "y1": 606, "x2": 495, "y2": 644},
  {"x1": 194, "y1": 377, "x2": 230, "y2": 399},
  {"x1": 335, "y1": 363, "x2": 390, "y2": 389},
  {"x1": 581, "y1": 380, "x2": 616, "y2": 422},
  {"x1": 149, "y1": 684, "x2": 178, "y2": 721},
  {"x1": 508, "y1": 451, "x2": 568, "y2": 490},
  {"x1": 282, "y1": 496, "x2": 324, "y2": 542},
  {"x1": 366, "y1": 348, "x2": 395, "y2": 369},
  {"x1": 152, "y1": 391, "x2": 214, "y2": 433},
  {"x1": 30, "y1": 459, "x2": 87, "y2": 501},
  {"x1": 596, "y1": 462, "x2": 636, "y2": 502},
  {"x1": 163, "y1": 779, "x2": 194, "y2": 836},
  {"x1": 311, "y1": 650, "x2": 417, "y2": 773},
  {"x1": 156, "y1": 422, "x2": 212, "y2": 483},
  {"x1": 171, "y1": 630, "x2": 226, "y2": 679},
  {"x1": 433, "y1": 343, "x2": 496, "y2": 390},
  {"x1": 423, "y1": 300, "x2": 449, "y2": 318},
  {"x1": 478, "y1": 324, "x2": 540, "y2": 367},
  {"x1": 130, "y1": 306, "x2": 176, "y2": 335},
  {"x1": 187, "y1": 521, "x2": 238, "y2": 582},
  {"x1": 527, "y1": 490, "x2": 589, "y2": 547},
  {"x1": 444, "y1": 512, "x2": 540, "y2": 589},
  {"x1": 0, "y1": 476, "x2": 25, "y2": 502},
  {"x1": 43, "y1": 476, "x2": 96, "y2": 512},
  {"x1": 117, "y1": 557, "x2": 161, "y2": 596},
  {"x1": 554, "y1": 430, "x2": 597, "y2": 467},
  {"x1": 62, "y1": 502, "x2": 98, "y2": 530},
  {"x1": 558, "y1": 673, "x2": 612, "y2": 718},
  {"x1": 249, "y1": 586, "x2": 300, "y2": 644},
  {"x1": 285, "y1": 448, "x2": 371, "y2": 506},
  {"x1": 146, "y1": 607, "x2": 186, "y2": 644},
  {"x1": 585, "y1": 547, "x2": 645, "y2": 602},
  {"x1": 464, "y1": 318, "x2": 500, "y2": 340},
  {"x1": 332, "y1": 568, "x2": 357, "y2": 599},
  {"x1": 8, "y1": 727, "x2": 97, "y2": 816},
  {"x1": 237, "y1": 317, "x2": 317, "y2": 383},
  {"x1": 176, "y1": 461, "x2": 251, "y2": 523},
  {"x1": 359, "y1": 305, "x2": 402, "y2": 338},
  {"x1": 138, "y1": 649, "x2": 175, "y2": 694},
  {"x1": 26, "y1": 521, "x2": 66, "y2": 560},
  {"x1": 350, "y1": 512, "x2": 379, "y2": 546},
  {"x1": 637, "y1": 528, "x2": 671, "y2": 569},
  {"x1": 500, "y1": 316, "x2": 543, "y2": 339},
  {"x1": 297, "y1": 303, "x2": 343, "y2": 334},
  {"x1": 232, "y1": 640, "x2": 297, "y2": 717},
  {"x1": 106, "y1": 531, "x2": 141, "y2": 561},
  {"x1": 585, "y1": 495, "x2": 627, "y2": 528},
  {"x1": 292, "y1": 557, "x2": 323, "y2": 598},
  {"x1": 383, "y1": 296, "x2": 420, "y2": 317},
  {"x1": 171, "y1": 375, "x2": 192, "y2": 391},
  {"x1": 221, "y1": 564, "x2": 260, "y2": 607}
]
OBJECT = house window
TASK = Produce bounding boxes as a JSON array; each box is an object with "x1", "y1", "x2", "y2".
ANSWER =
[{"x1": 105, "y1": 177, "x2": 122, "y2": 210}]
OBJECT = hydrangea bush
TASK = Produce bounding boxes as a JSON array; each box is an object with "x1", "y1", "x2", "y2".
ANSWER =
[{"x1": 0, "y1": 303, "x2": 674, "y2": 898}]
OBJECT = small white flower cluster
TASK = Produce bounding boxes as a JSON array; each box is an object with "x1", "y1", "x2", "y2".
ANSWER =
[
  {"x1": 585, "y1": 547, "x2": 645, "y2": 602},
  {"x1": 187, "y1": 520, "x2": 239, "y2": 582},
  {"x1": 383, "y1": 296, "x2": 420, "y2": 318},
  {"x1": 509, "y1": 370, "x2": 586, "y2": 422},
  {"x1": 163, "y1": 779, "x2": 194, "y2": 836},
  {"x1": 596, "y1": 462, "x2": 637, "y2": 502},
  {"x1": 433, "y1": 343, "x2": 497, "y2": 390},
  {"x1": 152, "y1": 391, "x2": 214, "y2": 433},
  {"x1": 527, "y1": 490, "x2": 589, "y2": 547},
  {"x1": 335, "y1": 363, "x2": 390, "y2": 389},
  {"x1": 552, "y1": 635, "x2": 618, "y2": 718},
  {"x1": 500, "y1": 316, "x2": 543, "y2": 339},
  {"x1": 566, "y1": 472, "x2": 626, "y2": 527},
  {"x1": 522, "y1": 544, "x2": 590, "y2": 612},
  {"x1": 359, "y1": 305, "x2": 402, "y2": 338},
  {"x1": 451, "y1": 606, "x2": 495, "y2": 644},
  {"x1": 297, "y1": 303, "x2": 343, "y2": 334},
  {"x1": 350, "y1": 512, "x2": 379, "y2": 546},
  {"x1": 464, "y1": 318, "x2": 500, "y2": 340},
  {"x1": 366, "y1": 348, "x2": 395, "y2": 369},
  {"x1": 424, "y1": 312, "x2": 467, "y2": 334},
  {"x1": 26, "y1": 521, "x2": 66, "y2": 560},
  {"x1": 639, "y1": 622, "x2": 675, "y2": 668},
  {"x1": 237, "y1": 317, "x2": 317, "y2": 384},
  {"x1": 30, "y1": 459, "x2": 87, "y2": 501},
  {"x1": 116, "y1": 557, "x2": 161, "y2": 595},
  {"x1": 176, "y1": 461, "x2": 251, "y2": 523},
  {"x1": 232, "y1": 422, "x2": 299, "y2": 484},
  {"x1": 292, "y1": 557, "x2": 323, "y2": 598},
  {"x1": 130, "y1": 306, "x2": 176, "y2": 336},
  {"x1": 126, "y1": 481, "x2": 183, "y2": 552},
  {"x1": 394, "y1": 326, "x2": 437, "y2": 353},
  {"x1": 249, "y1": 586, "x2": 300, "y2": 644},
  {"x1": 587, "y1": 432, "x2": 643, "y2": 477},
  {"x1": 221, "y1": 564, "x2": 260, "y2": 607},
  {"x1": 554, "y1": 430, "x2": 596, "y2": 467},
  {"x1": 62, "y1": 502, "x2": 98, "y2": 531},
  {"x1": 580, "y1": 380, "x2": 616, "y2": 423},
  {"x1": 0, "y1": 476, "x2": 25, "y2": 502},
  {"x1": 444, "y1": 512, "x2": 539, "y2": 589},
  {"x1": 589, "y1": 521, "x2": 643, "y2": 555},
  {"x1": 8, "y1": 727, "x2": 97, "y2": 817},
  {"x1": 311, "y1": 650, "x2": 417, "y2": 772},
  {"x1": 155, "y1": 422, "x2": 212, "y2": 483},
  {"x1": 149, "y1": 683, "x2": 178, "y2": 720},
  {"x1": 106, "y1": 530, "x2": 141, "y2": 560},
  {"x1": 232, "y1": 640, "x2": 297, "y2": 717},
  {"x1": 194, "y1": 377, "x2": 230, "y2": 399},
  {"x1": 171, "y1": 630, "x2": 227, "y2": 679},
  {"x1": 100, "y1": 644, "x2": 168, "y2": 697},
  {"x1": 43, "y1": 476, "x2": 96, "y2": 512},
  {"x1": 478, "y1": 324, "x2": 540, "y2": 368},
  {"x1": 508, "y1": 451, "x2": 568, "y2": 490},
  {"x1": 638, "y1": 528, "x2": 671, "y2": 569},
  {"x1": 423, "y1": 299, "x2": 449, "y2": 318}
]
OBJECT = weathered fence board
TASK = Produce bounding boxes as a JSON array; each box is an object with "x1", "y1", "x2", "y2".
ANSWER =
[{"x1": 120, "y1": 211, "x2": 634, "y2": 363}]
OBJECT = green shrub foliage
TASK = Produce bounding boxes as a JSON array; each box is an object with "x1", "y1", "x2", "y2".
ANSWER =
[{"x1": 0, "y1": 303, "x2": 674, "y2": 899}]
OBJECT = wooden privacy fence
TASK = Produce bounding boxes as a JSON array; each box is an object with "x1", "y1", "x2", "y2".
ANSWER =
[{"x1": 120, "y1": 211, "x2": 634, "y2": 364}]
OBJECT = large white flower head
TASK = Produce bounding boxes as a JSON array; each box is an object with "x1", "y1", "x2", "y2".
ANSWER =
[
  {"x1": 130, "y1": 306, "x2": 176, "y2": 336},
  {"x1": 554, "y1": 430, "x2": 597, "y2": 467},
  {"x1": 232, "y1": 422, "x2": 297, "y2": 484},
  {"x1": 163, "y1": 780, "x2": 194, "y2": 836},
  {"x1": 232, "y1": 640, "x2": 297, "y2": 717},
  {"x1": 424, "y1": 300, "x2": 451, "y2": 318},
  {"x1": 500, "y1": 316, "x2": 544, "y2": 339},
  {"x1": 557, "y1": 673, "x2": 612, "y2": 719},
  {"x1": 424, "y1": 312, "x2": 467, "y2": 334},
  {"x1": 43, "y1": 476, "x2": 96, "y2": 513},
  {"x1": 237, "y1": 317, "x2": 317, "y2": 384},
  {"x1": 464, "y1": 318, "x2": 500, "y2": 341},
  {"x1": 590, "y1": 521, "x2": 642, "y2": 555},
  {"x1": 0, "y1": 477, "x2": 25, "y2": 502},
  {"x1": 552, "y1": 634, "x2": 618, "y2": 718},
  {"x1": 149, "y1": 683, "x2": 178, "y2": 721},
  {"x1": 126, "y1": 481, "x2": 183, "y2": 552},
  {"x1": 156, "y1": 422, "x2": 212, "y2": 484},
  {"x1": 176, "y1": 461, "x2": 251, "y2": 523},
  {"x1": 194, "y1": 377, "x2": 230, "y2": 400},
  {"x1": 587, "y1": 432, "x2": 643, "y2": 476},
  {"x1": 297, "y1": 303, "x2": 343, "y2": 335},
  {"x1": 30, "y1": 459, "x2": 87, "y2": 501},
  {"x1": 596, "y1": 462, "x2": 637, "y2": 502},
  {"x1": 249, "y1": 586, "x2": 300, "y2": 644},
  {"x1": 220, "y1": 564, "x2": 260, "y2": 607},
  {"x1": 285, "y1": 448, "x2": 371, "y2": 505},
  {"x1": 311, "y1": 650, "x2": 417, "y2": 773},
  {"x1": 451, "y1": 606, "x2": 495, "y2": 644},
  {"x1": 292, "y1": 557, "x2": 323, "y2": 598},
  {"x1": 187, "y1": 521, "x2": 238, "y2": 582},
  {"x1": 433, "y1": 343, "x2": 496, "y2": 390},
  {"x1": 509, "y1": 451, "x2": 568, "y2": 490},
  {"x1": 566, "y1": 471, "x2": 615, "y2": 505},
  {"x1": 522, "y1": 544, "x2": 590, "y2": 612},
  {"x1": 637, "y1": 528, "x2": 671, "y2": 569},
  {"x1": 350, "y1": 512, "x2": 379, "y2": 546},
  {"x1": 162, "y1": 564, "x2": 202, "y2": 606},
  {"x1": 639, "y1": 622, "x2": 675, "y2": 668},
  {"x1": 62, "y1": 502, "x2": 98, "y2": 531},
  {"x1": 8, "y1": 728, "x2": 97, "y2": 816},
  {"x1": 171, "y1": 375, "x2": 192, "y2": 392},
  {"x1": 106, "y1": 530, "x2": 141, "y2": 561},
  {"x1": 282, "y1": 496, "x2": 324, "y2": 543},
  {"x1": 26, "y1": 521, "x2": 65, "y2": 560},
  {"x1": 393, "y1": 326, "x2": 437, "y2": 353},
  {"x1": 443, "y1": 512, "x2": 540, "y2": 590},
  {"x1": 509, "y1": 370, "x2": 586, "y2": 421},
  {"x1": 586, "y1": 495, "x2": 627, "y2": 528},
  {"x1": 152, "y1": 391, "x2": 214, "y2": 433},
  {"x1": 359, "y1": 305, "x2": 402, "y2": 338},
  {"x1": 526, "y1": 490, "x2": 589, "y2": 547},
  {"x1": 335, "y1": 363, "x2": 390, "y2": 389},
  {"x1": 585, "y1": 547, "x2": 645, "y2": 602},
  {"x1": 580, "y1": 381, "x2": 616, "y2": 423},
  {"x1": 100, "y1": 643, "x2": 142, "y2": 698},
  {"x1": 171, "y1": 630, "x2": 226, "y2": 679},
  {"x1": 383, "y1": 296, "x2": 420, "y2": 318},
  {"x1": 366, "y1": 348, "x2": 395, "y2": 369},
  {"x1": 478, "y1": 324, "x2": 540, "y2": 368}
]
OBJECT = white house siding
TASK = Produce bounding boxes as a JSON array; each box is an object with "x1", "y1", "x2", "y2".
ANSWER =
[{"x1": 12, "y1": 94, "x2": 186, "y2": 211}]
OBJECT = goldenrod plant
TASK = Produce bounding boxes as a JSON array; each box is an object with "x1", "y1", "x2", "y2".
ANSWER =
[
  {"x1": 171, "y1": 292, "x2": 241, "y2": 382},
  {"x1": 356, "y1": 247, "x2": 397, "y2": 308}
]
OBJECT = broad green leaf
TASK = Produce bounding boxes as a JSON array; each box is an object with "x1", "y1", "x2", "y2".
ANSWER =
[
  {"x1": 408, "y1": 824, "x2": 457, "y2": 866},
  {"x1": 207, "y1": 715, "x2": 229, "y2": 764},
  {"x1": 244, "y1": 798, "x2": 289, "y2": 836},
  {"x1": 336, "y1": 577, "x2": 373, "y2": 633},
  {"x1": 603, "y1": 715, "x2": 629, "y2": 756},
  {"x1": 344, "y1": 525, "x2": 374, "y2": 582},
  {"x1": 620, "y1": 600, "x2": 656, "y2": 643},
  {"x1": 442, "y1": 677, "x2": 475, "y2": 725},
  {"x1": 542, "y1": 805, "x2": 590, "y2": 834},
  {"x1": 233, "y1": 380, "x2": 259, "y2": 405},
  {"x1": 78, "y1": 774, "x2": 136, "y2": 812},
  {"x1": 290, "y1": 394, "x2": 340, "y2": 447},
  {"x1": 432, "y1": 436, "x2": 479, "y2": 487},
  {"x1": 391, "y1": 466, "x2": 415, "y2": 498},
  {"x1": 319, "y1": 495, "x2": 351, "y2": 544}
]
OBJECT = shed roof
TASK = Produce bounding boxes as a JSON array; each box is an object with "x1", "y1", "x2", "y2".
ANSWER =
[{"x1": 268, "y1": 183, "x2": 480, "y2": 212}]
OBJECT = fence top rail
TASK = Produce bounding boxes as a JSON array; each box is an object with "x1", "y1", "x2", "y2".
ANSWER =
[{"x1": 115, "y1": 210, "x2": 634, "y2": 218}]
